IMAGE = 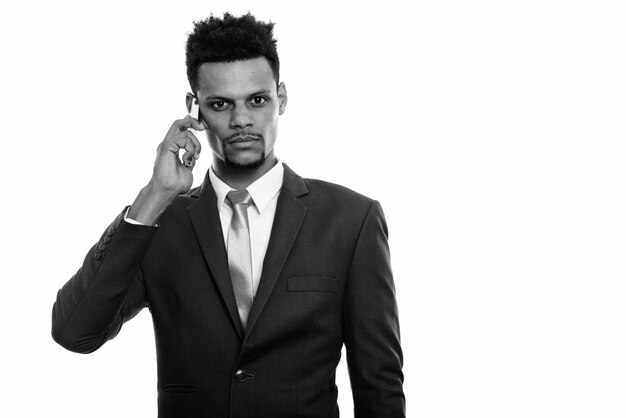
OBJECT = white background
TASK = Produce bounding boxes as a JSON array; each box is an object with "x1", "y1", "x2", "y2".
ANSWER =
[{"x1": 1, "y1": 0, "x2": 625, "y2": 417}]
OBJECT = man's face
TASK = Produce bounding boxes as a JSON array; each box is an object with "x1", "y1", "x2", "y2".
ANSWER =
[{"x1": 195, "y1": 57, "x2": 287, "y2": 170}]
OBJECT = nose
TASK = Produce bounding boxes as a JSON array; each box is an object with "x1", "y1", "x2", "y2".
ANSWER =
[{"x1": 230, "y1": 105, "x2": 254, "y2": 130}]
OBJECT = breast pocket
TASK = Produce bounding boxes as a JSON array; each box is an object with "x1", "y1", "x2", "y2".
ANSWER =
[{"x1": 287, "y1": 275, "x2": 340, "y2": 293}]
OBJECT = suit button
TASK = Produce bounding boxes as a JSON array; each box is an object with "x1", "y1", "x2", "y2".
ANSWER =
[
  {"x1": 234, "y1": 369, "x2": 246, "y2": 382},
  {"x1": 107, "y1": 226, "x2": 116, "y2": 235},
  {"x1": 98, "y1": 242, "x2": 107, "y2": 251},
  {"x1": 233, "y1": 369, "x2": 255, "y2": 382},
  {"x1": 94, "y1": 250, "x2": 103, "y2": 260},
  {"x1": 103, "y1": 234, "x2": 111, "y2": 243}
]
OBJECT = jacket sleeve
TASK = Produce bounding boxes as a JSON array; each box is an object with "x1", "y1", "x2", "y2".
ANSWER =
[
  {"x1": 51, "y1": 207, "x2": 158, "y2": 354},
  {"x1": 343, "y1": 200, "x2": 405, "y2": 417}
]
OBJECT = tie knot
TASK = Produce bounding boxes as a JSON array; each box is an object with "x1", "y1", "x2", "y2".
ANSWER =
[{"x1": 226, "y1": 189, "x2": 252, "y2": 207}]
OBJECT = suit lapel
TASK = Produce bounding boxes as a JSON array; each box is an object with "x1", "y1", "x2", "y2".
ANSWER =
[
  {"x1": 187, "y1": 175, "x2": 244, "y2": 339},
  {"x1": 243, "y1": 164, "x2": 308, "y2": 341}
]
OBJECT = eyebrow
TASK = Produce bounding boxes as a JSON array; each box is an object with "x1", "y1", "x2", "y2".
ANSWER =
[{"x1": 203, "y1": 90, "x2": 272, "y2": 102}]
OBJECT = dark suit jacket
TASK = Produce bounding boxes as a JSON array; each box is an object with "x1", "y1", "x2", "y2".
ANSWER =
[{"x1": 52, "y1": 164, "x2": 404, "y2": 417}]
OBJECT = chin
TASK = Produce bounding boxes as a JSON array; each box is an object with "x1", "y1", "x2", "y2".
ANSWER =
[{"x1": 224, "y1": 152, "x2": 266, "y2": 170}]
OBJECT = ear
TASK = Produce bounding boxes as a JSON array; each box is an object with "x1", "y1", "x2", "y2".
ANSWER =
[
  {"x1": 277, "y1": 82, "x2": 288, "y2": 115},
  {"x1": 185, "y1": 92, "x2": 196, "y2": 114}
]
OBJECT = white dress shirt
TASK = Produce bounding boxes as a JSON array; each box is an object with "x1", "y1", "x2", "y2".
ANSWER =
[
  {"x1": 209, "y1": 162, "x2": 284, "y2": 297},
  {"x1": 126, "y1": 162, "x2": 284, "y2": 299}
]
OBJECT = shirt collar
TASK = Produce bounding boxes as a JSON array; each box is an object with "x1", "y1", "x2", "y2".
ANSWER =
[{"x1": 209, "y1": 161, "x2": 284, "y2": 214}]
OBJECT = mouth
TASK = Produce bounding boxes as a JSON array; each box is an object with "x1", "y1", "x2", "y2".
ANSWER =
[{"x1": 227, "y1": 135, "x2": 261, "y2": 144}]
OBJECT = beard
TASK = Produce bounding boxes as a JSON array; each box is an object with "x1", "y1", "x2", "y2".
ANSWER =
[
  {"x1": 224, "y1": 151, "x2": 267, "y2": 170},
  {"x1": 221, "y1": 132, "x2": 267, "y2": 169}
]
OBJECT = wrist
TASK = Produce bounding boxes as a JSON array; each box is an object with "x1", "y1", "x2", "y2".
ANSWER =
[
  {"x1": 144, "y1": 180, "x2": 179, "y2": 203},
  {"x1": 128, "y1": 183, "x2": 178, "y2": 226}
]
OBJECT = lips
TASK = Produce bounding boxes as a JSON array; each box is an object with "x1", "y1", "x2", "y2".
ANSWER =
[
  {"x1": 226, "y1": 135, "x2": 261, "y2": 144},
  {"x1": 228, "y1": 136, "x2": 259, "y2": 144}
]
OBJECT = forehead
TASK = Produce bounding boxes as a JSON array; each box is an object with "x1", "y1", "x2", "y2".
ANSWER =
[{"x1": 196, "y1": 57, "x2": 276, "y2": 98}]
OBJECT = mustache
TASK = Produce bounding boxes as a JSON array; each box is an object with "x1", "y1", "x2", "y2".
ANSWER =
[{"x1": 224, "y1": 132, "x2": 264, "y2": 143}]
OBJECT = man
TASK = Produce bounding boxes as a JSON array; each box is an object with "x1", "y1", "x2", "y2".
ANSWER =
[{"x1": 52, "y1": 12, "x2": 404, "y2": 417}]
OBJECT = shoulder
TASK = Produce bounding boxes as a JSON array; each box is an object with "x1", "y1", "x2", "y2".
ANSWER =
[
  {"x1": 297, "y1": 177, "x2": 382, "y2": 230},
  {"x1": 295, "y1": 176, "x2": 388, "y2": 241},
  {"x1": 301, "y1": 177, "x2": 373, "y2": 207},
  {"x1": 282, "y1": 164, "x2": 378, "y2": 214}
]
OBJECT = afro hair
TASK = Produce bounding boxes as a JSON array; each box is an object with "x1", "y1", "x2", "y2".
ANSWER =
[{"x1": 185, "y1": 12, "x2": 280, "y2": 92}]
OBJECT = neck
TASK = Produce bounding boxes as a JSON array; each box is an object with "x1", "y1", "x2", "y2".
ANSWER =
[{"x1": 212, "y1": 155, "x2": 278, "y2": 190}]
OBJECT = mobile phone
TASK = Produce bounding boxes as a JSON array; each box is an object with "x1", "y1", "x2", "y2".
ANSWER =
[
  {"x1": 186, "y1": 93, "x2": 206, "y2": 139},
  {"x1": 189, "y1": 96, "x2": 200, "y2": 120}
]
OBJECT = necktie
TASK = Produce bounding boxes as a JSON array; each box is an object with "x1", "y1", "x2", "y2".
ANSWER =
[{"x1": 226, "y1": 190, "x2": 254, "y2": 329}]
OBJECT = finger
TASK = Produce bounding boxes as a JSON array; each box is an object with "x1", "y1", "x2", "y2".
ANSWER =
[
  {"x1": 166, "y1": 131, "x2": 201, "y2": 160},
  {"x1": 159, "y1": 135, "x2": 194, "y2": 159},
  {"x1": 176, "y1": 115, "x2": 206, "y2": 132},
  {"x1": 191, "y1": 118, "x2": 206, "y2": 131},
  {"x1": 160, "y1": 123, "x2": 205, "y2": 159},
  {"x1": 183, "y1": 130, "x2": 202, "y2": 159},
  {"x1": 174, "y1": 131, "x2": 201, "y2": 157},
  {"x1": 181, "y1": 151, "x2": 196, "y2": 169},
  {"x1": 167, "y1": 115, "x2": 193, "y2": 136}
]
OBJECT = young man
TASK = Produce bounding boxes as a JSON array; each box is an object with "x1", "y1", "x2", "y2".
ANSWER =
[{"x1": 52, "y1": 13, "x2": 405, "y2": 417}]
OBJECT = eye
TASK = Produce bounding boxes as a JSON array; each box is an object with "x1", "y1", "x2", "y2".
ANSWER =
[
  {"x1": 210, "y1": 101, "x2": 230, "y2": 111},
  {"x1": 250, "y1": 96, "x2": 268, "y2": 106}
]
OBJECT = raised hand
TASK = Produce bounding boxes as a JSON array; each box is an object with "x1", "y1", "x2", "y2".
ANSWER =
[
  {"x1": 151, "y1": 116, "x2": 205, "y2": 196},
  {"x1": 127, "y1": 116, "x2": 205, "y2": 225}
]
